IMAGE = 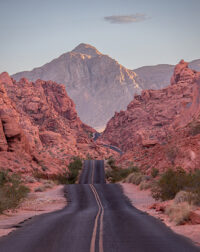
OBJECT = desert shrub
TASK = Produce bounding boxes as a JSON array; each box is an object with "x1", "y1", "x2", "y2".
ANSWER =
[
  {"x1": 66, "y1": 156, "x2": 82, "y2": 184},
  {"x1": 106, "y1": 167, "x2": 135, "y2": 183},
  {"x1": 188, "y1": 169, "x2": 200, "y2": 205},
  {"x1": 0, "y1": 171, "x2": 30, "y2": 214},
  {"x1": 33, "y1": 171, "x2": 49, "y2": 180},
  {"x1": 165, "y1": 202, "x2": 193, "y2": 225},
  {"x1": 32, "y1": 156, "x2": 82, "y2": 185},
  {"x1": 34, "y1": 186, "x2": 45, "y2": 192},
  {"x1": 86, "y1": 153, "x2": 92, "y2": 160},
  {"x1": 56, "y1": 157, "x2": 82, "y2": 184},
  {"x1": 151, "y1": 167, "x2": 200, "y2": 203},
  {"x1": 174, "y1": 190, "x2": 196, "y2": 205},
  {"x1": 128, "y1": 165, "x2": 140, "y2": 173},
  {"x1": 107, "y1": 157, "x2": 117, "y2": 169},
  {"x1": 151, "y1": 167, "x2": 190, "y2": 201},
  {"x1": 124, "y1": 172, "x2": 143, "y2": 185},
  {"x1": 139, "y1": 180, "x2": 152, "y2": 190},
  {"x1": 34, "y1": 180, "x2": 55, "y2": 192},
  {"x1": 151, "y1": 168, "x2": 159, "y2": 178},
  {"x1": 189, "y1": 121, "x2": 200, "y2": 136},
  {"x1": 165, "y1": 146, "x2": 178, "y2": 165},
  {"x1": 25, "y1": 176, "x2": 36, "y2": 183}
]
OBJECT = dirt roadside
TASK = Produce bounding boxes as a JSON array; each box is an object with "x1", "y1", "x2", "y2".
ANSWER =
[
  {"x1": 121, "y1": 183, "x2": 200, "y2": 247},
  {"x1": 0, "y1": 185, "x2": 66, "y2": 237}
]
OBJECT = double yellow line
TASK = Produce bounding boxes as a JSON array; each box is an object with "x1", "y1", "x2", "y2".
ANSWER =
[{"x1": 90, "y1": 170, "x2": 104, "y2": 252}]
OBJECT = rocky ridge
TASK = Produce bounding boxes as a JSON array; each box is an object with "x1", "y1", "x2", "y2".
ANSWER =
[
  {"x1": 12, "y1": 43, "x2": 200, "y2": 130},
  {"x1": 100, "y1": 60, "x2": 200, "y2": 172},
  {"x1": 0, "y1": 72, "x2": 115, "y2": 175},
  {"x1": 134, "y1": 59, "x2": 200, "y2": 90},
  {"x1": 12, "y1": 43, "x2": 141, "y2": 130}
]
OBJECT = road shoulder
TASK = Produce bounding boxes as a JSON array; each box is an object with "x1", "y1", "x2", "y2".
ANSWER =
[
  {"x1": 0, "y1": 185, "x2": 66, "y2": 237},
  {"x1": 121, "y1": 182, "x2": 200, "y2": 247}
]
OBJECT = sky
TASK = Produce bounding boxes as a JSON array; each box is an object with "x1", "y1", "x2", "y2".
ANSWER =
[{"x1": 0, "y1": 0, "x2": 200, "y2": 74}]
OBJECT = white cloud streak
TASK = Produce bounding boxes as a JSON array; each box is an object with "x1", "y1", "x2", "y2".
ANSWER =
[{"x1": 104, "y1": 14, "x2": 148, "y2": 24}]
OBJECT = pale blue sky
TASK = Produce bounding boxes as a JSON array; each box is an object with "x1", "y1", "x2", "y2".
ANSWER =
[{"x1": 0, "y1": 0, "x2": 200, "y2": 74}]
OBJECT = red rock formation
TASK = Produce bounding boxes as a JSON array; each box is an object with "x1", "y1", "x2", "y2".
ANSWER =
[
  {"x1": 0, "y1": 73, "x2": 115, "y2": 175},
  {"x1": 189, "y1": 210, "x2": 200, "y2": 225},
  {"x1": 11, "y1": 44, "x2": 141, "y2": 130},
  {"x1": 100, "y1": 60, "x2": 200, "y2": 172}
]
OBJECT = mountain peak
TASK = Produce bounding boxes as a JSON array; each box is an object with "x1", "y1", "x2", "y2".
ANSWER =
[{"x1": 72, "y1": 43, "x2": 102, "y2": 57}]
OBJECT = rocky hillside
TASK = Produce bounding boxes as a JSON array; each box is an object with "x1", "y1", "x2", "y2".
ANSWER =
[
  {"x1": 0, "y1": 72, "x2": 114, "y2": 175},
  {"x1": 100, "y1": 60, "x2": 200, "y2": 172},
  {"x1": 12, "y1": 44, "x2": 141, "y2": 131},
  {"x1": 134, "y1": 59, "x2": 200, "y2": 90}
]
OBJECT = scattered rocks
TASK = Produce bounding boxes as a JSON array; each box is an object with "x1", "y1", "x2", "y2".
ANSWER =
[{"x1": 189, "y1": 210, "x2": 200, "y2": 225}]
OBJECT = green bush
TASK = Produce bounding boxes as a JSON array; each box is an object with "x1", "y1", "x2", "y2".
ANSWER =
[
  {"x1": 58, "y1": 156, "x2": 82, "y2": 184},
  {"x1": 189, "y1": 121, "x2": 200, "y2": 136},
  {"x1": 107, "y1": 157, "x2": 117, "y2": 169},
  {"x1": 151, "y1": 168, "x2": 159, "y2": 178},
  {"x1": 106, "y1": 167, "x2": 135, "y2": 183},
  {"x1": 124, "y1": 172, "x2": 143, "y2": 185},
  {"x1": 33, "y1": 157, "x2": 82, "y2": 185},
  {"x1": 140, "y1": 181, "x2": 152, "y2": 190},
  {"x1": 151, "y1": 167, "x2": 200, "y2": 203},
  {"x1": 151, "y1": 167, "x2": 190, "y2": 201},
  {"x1": 0, "y1": 171, "x2": 30, "y2": 214},
  {"x1": 189, "y1": 169, "x2": 200, "y2": 204}
]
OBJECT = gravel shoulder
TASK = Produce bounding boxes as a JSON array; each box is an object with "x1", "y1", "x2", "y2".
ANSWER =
[
  {"x1": 121, "y1": 183, "x2": 200, "y2": 247},
  {"x1": 0, "y1": 185, "x2": 66, "y2": 237}
]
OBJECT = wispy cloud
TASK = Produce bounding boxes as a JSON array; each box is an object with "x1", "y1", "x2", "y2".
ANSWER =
[{"x1": 104, "y1": 14, "x2": 148, "y2": 24}]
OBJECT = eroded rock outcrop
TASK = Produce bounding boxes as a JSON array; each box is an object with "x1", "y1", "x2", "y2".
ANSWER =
[
  {"x1": 0, "y1": 72, "x2": 115, "y2": 175},
  {"x1": 11, "y1": 45, "x2": 200, "y2": 130},
  {"x1": 100, "y1": 61, "x2": 200, "y2": 172},
  {"x1": 12, "y1": 44, "x2": 141, "y2": 130}
]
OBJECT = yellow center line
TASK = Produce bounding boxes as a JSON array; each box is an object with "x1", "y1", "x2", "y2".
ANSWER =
[{"x1": 90, "y1": 184, "x2": 104, "y2": 252}]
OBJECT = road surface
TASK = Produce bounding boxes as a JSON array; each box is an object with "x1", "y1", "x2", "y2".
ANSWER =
[{"x1": 0, "y1": 160, "x2": 199, "y2": 251}]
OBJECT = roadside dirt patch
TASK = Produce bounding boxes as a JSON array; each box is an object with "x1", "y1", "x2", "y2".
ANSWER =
[
  {"x1": 121, "y1": 183, "x2": 200, "y2": 247},
  {"x1": 0, "y1": 185, "x2": 66, "y2": 237}
]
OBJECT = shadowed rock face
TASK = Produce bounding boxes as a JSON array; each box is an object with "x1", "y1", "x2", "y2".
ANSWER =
[
  {"x1": 12, "y1": 44, "x2": 141, "y2": 130},
  {"x1": 0, "y1": 72, "x2": 115, "y2": 175},
  {"x1": 100, "y1": 60, "x2": 200, "y2": 172}
]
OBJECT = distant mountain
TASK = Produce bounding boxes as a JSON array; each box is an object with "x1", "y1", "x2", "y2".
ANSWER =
[
  {"x1": 12, "y1": 43, "x2": 141, "y2": 131},
  {"x1": 12, "y1": 44, "x2": 200, "y2": 130},
  {"x1": 133, "y1": 59, "x2": 200, "y2": 90}
]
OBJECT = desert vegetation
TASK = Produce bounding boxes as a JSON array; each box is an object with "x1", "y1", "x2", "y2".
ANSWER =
[
  {"x1": 149, "y1": 167, "x2": 200, "y2": 225},
  {"x1": 123, "y1": 164, "x2": 200, "y2": 225},
  {"x1": 188, "y1": 121, "x2": 200, "y2": 136},
  {"x1": 151, "y1": 167, "x2": 200, "y2": 204},
  {"x1": 165, "y1": 202, "x2": 193, "y2": 225},
  {"x1": 106, "y1": 158, "x2": 138, "y2": 183},
  {"x1": 33, "y1": 156, "x2": 82, "y2": 185},
  {"x1": 0, "y1": 170, "x2": 30, "y2": 214}
]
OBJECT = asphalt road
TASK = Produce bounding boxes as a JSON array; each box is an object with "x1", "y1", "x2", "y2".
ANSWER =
[{"x1": 0, "y1": 160, "x2": 199, "y2": 252}]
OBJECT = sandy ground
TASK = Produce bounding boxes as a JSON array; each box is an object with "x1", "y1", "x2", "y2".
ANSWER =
[
  {"x1": 0, "y1": 185, "x2": 66, "y2": 237},
  {"x1": 121, "y1": 183, "x2": 200, "y2": 247}
]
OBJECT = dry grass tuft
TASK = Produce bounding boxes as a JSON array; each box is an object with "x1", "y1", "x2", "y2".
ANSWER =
[{"x1": 165, "y1": 202, "x2": 193, "y2": 225}]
